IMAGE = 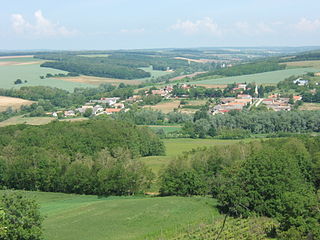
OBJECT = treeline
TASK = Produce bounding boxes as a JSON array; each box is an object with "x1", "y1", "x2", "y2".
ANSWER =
[
  {"x1": 284, "y1": 50, "x2": 320, "y2": 61},
  {"x1": 194, "y1": 61, "x2": 286, "y2": 80},
  {"x1": 0, "y1": 119, "x2": 164, "y2": 195},
  {"x1": 159, "y1": 137, "x2": 320, "y2": 238},
  {"x1": 41, "y1": 60, "x2": 151, "y2": 80}
]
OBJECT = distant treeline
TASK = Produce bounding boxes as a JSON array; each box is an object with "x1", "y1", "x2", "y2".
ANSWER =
[
  {"x1": 194, "y1": 61, "x2": 286, "y2": 79},
  {"x1": 283, "y1": 50, "x2": 320, "y2": 62},
  {"x1": 159, "y1": 137, "x2": 320, "y2": 238},
  {"x1": 0, "y1": 119, "x2": 164, "y2": 195}
]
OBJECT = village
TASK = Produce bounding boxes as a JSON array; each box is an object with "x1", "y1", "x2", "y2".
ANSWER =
[{"x1": 54, "y1": 77, "x2": 308, "y2": 118}]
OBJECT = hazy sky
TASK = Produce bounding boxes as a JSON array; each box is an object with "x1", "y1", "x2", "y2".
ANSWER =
[{"x1": 0, "y1": 0, "x2": 320, "y2": 50}]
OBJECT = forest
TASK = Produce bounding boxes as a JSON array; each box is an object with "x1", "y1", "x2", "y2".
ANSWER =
[
  {"x1": 0, "y1": 119, "x2": 164, "y2": 195},
  {"x1": 193, "y1": 61, "x2": 286, "y2": 80},
  {"x1": 159, "y1": 137, "x2": 320, "y2": 239}
]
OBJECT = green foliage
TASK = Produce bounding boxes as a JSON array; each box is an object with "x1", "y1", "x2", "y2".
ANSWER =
[
  {"x1": 0, "y1": 191, "x2": 43, "y2": 240},
  {"x1": 216, "y1": 128, "x2": 251, "y2": 139},
  {"x1": 217, "y1": 138, "x2": 320, "y2": 238},
  {"x1": 0, "y1": 119, "x2": 164, "y2": 195},
  {"x1": 195, "y1": 61, "x2": 286, "y2": 79}
]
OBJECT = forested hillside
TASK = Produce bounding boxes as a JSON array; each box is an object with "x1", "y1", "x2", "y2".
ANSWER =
[
  {"x1": 159, "y1": 137, "x2": 320, "y2": 239},
  {"x1": 0, "y1": 119, "x2": 164, "y2": 195}
]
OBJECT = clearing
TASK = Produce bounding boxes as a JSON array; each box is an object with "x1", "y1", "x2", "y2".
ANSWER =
[
  {"x1": 144, "y1": 100, "x2": 181, "y2": 113},
  {"x1": 189, "y1": 67, "x2": 320, "y2": 85},
  {"x1": 0, "y1": 116, "x2": 55, "y2": 127},
  {"x1": 299, "y1": 103, "x2": 320, "y2": 111},
  {"x1": 283, "y1": 60, "x2": 320, "y2": 69},
  {"x1": 0, "y1": 96, "x2": 34, "y2": 112},
  {"x1": 0, "y1": 57, "x2": 92, "y2": 91},
  {"x1": 140, "y1": 138, "x2": 247, "y2": 175},
  {"x1": 2, "y1": 190, "x2": 219, "y2": 240}
]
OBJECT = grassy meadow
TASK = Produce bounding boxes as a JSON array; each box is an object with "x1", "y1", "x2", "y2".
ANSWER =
[
  {"x1": 0, "y1": 57, "x2": 92, "y2": 91},
  {"x1": 189, "y1": 67, "x2": 320, "y2": 85},
  {"x1": 2, "y1": 190, "x2": 219, "y2": 240}
]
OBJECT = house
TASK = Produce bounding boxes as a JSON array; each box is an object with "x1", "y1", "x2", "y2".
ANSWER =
[
  {"x1": 91, "y1": 97, "x2": 120, "y2": 105},
  {"x1": 236, "y1": 83, "x2": 247, "y2": 90},
  {"x1": 315, "y1": 72, "x2": 320, "y2": 77},
  {"x1": 220, "y1": 98, "x2": 236, "y2": 104},
  {"x1": 152, "y1": 89, "x2": 167, "y2": 96},
  {"x1": 262, "y1": 99, "x2": 274, "y2": 105},
  {"x1": 105, "y1": 108, "x2": 122, "y2": 115},
  {"x1": 235, "y1": 99, "x2": 252, "y2": 104},
  {"x1": 64, "y1": 110, "x2": 75, "y2": 117},
  {"x1": 92, "y1": 105, "x2": 104, "y2": 115},
  {"x1": 268, "y1": 94, "x2": 279, "y2": 99},
  {"x1": 237, "y1": 94, "x2": 252, "y2": 99},
  {"x1": 76, "y1": 105, "x2": 93, "y2": 114},
  {"x1": 293, "y1": 78, "x2": 309, "y2": 86},
  {"x1": 293, "y1": 96, "x2": 302, "y2": 101},
  {"x1": 113, "y1": 103, "x2": 125, "y2": 109}
]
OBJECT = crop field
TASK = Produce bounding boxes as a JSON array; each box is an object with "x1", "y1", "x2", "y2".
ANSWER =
[
  {"x1": 283, "y1": 60, "x2": 320, "y2": 69},
  {"x1": 144, "y1": 100, "x2": 181, "y2": 113},
  {"x1": 0, "y1": 96, "x2": 34, "y2": 112},
  {"x1": 0, "y1": 56, "x2": 92, "y2": 91},
  {"x1": 2, "y1": 190, "x2": 219, "y2": 240},
  {"x1": 189, "y1": 67, "x2": 320, "y2": 85},
  {"x1": 0, "y1": 115, "x2": 55, "y2": 127},
  {"x1": 299, "y1": 103, "x2": 320, "y2": 111}
]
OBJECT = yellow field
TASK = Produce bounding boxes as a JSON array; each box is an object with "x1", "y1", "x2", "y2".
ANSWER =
[
  {"x1": 0, "y1": 96, "x2": 34, "y2": 112},
  {"x1": 284, "y1": 60, "x2": 320, "y2": 69},
  {"x1": 55, "y1": 75, "x2": 143, "y2": 86},
  {"x1": 144, "y1": 100, "x2": 181, "y2": 113}
]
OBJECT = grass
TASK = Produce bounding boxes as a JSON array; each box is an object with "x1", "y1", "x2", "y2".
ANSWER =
[
  {"x1": 0, "y1": 58, "x2": 93, "y2": 91},
  {"x1": 0, "y1": 116, "x2": 55, "y2": 127},
  {"x1": 147, "y1": 125, "x2": 182, "y2": 134},
  {"x1": 2, "y1": 190, "x2": 219, "y2": 240},
  {"x1": 189, "y1": 67, "x2": 320, "y2": 85},
  {"x1": 299, "y1": 103, "x2": 320, "y2": 111},
  {"x1": 140, "y1": 138, "x2": 246, "y2": 175}
]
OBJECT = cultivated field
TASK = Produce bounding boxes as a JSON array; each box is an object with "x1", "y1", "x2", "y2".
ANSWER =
[
  {"x1": 283, "y1": 60, "x2": 320, "y2": 69},
  {"x1": 0, "y1": 116, "x2": 55, "y2": 127},
  {"x1": 0, "y1": 56, "x2": 92, "y2": 91},
  {"x1": 299, "y1": 103, "x2": 320, "y2": 111},
  {"x1": 147, "y1": 125, "x2": 182, "y2": 134},
  {"x1": 7, "y1": 191, "x2": 219, "y2": 240},
  {"x1": 189, "y1": 67, "x2": 320, "y2": 85},
  {"x1": 0, "y1": 96, "x2": 34, "y2": 112},
  {"x1": 144, "y1": 100, "x2": 181, "y2": 113}
]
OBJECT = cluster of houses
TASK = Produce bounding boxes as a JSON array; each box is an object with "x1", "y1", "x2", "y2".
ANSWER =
[
  {"x1": 53, "y1": 97, "x2": 128, "y2": 118},
  {"x1": 262, "y1": 94, "x2": 302, "y2": 112},
  {"x1": 212, "y1": 94, "x2": 253, "y2": 114}
]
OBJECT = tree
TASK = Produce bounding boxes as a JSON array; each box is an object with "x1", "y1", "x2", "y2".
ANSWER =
[
  {"x1": 0, "y1": 191, "x2": 43, "y2": 240},
  {"x1": 83, "y1": 108, "x2": 93, "y2": 117},
  {"x1": 14, "y1": 79, "x2": 23, "y2": 85}
]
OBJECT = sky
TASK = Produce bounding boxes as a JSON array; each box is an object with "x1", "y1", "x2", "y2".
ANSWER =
[{"x1": 0, "y1": 0, "x2": 320, "y2": 50}]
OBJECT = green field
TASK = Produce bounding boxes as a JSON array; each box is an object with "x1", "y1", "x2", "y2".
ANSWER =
[
  {"x1": 6, "y1": 191, "x2": 219, "y2": 240},
  {"x1": 140, "y1": 138, "x2": 246, "y2": 175},
  {"x1": 0, "y1": 58, "x2": 92, "y2": 91},
  {"x1": 189, "y1": 67, "x2": 320, "y2": 85},
  {"x1": 147, "y1": 125, "x2": 182, "y2": 134}
]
